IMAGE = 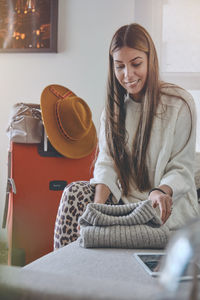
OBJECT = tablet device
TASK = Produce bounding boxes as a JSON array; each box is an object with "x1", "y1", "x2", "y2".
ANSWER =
[{"x1": 134, "y1": 252, "x2": 200, "y2": 280}]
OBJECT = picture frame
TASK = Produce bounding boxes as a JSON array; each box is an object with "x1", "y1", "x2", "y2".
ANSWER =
[{"x1": 0, "y1": 0, "x2": 58, "y2": 53}]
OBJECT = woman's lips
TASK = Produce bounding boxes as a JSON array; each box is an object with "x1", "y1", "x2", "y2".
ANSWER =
[{"x1": 125, "y1": 79, "x2": 140, "y2": 88}]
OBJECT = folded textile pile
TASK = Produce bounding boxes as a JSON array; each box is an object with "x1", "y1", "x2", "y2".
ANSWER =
[{"x1": 78, "y1": 200, "x2": 170, "y2": 249}]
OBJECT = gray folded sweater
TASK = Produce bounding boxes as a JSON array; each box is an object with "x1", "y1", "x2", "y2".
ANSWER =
[{"x1": 78, "y1": 200, "x2": 170, "y2": 249}]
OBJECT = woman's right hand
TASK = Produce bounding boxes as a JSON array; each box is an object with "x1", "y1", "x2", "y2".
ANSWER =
[
  {"x1": 77, "y1": 184, "x2": 110, "y2": 234},
  {"x1": 94, "y1": 184, "x2": 111, "y2": 204},
  {"x1": 77, "y1": 224, "x2": 80, "y2": 234}
]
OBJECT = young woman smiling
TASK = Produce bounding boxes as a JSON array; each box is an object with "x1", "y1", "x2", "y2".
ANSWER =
[{"x1": 54, "y1": 23, "x2": 199, "y2": 249}]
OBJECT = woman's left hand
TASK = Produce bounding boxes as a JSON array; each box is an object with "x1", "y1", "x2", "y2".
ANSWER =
[{"x1": 149, "y1": 190, "x2": 173, "y2": 223}]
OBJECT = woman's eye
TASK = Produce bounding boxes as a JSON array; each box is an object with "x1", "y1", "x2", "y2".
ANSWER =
[
  {"x1": 115, "y1": 65, "x2": 124, "y2": 69},
  {"x1": 132, "y1": 62, "x2": 142, "y2": 67}
]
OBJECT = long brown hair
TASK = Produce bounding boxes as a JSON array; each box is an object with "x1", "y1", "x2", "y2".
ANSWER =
[{"x1": 105, "y1": 23, "x2": 190, "y2": 196}]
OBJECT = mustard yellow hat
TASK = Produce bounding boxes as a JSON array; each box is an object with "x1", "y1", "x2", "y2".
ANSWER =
[{"x1": 40, "y1": 84, "x2": 97, "y2": 159}]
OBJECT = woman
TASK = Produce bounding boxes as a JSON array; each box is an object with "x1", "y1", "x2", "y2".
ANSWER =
[{"x1": 54, "y1": 23, "x2": 199, "y2": 249}]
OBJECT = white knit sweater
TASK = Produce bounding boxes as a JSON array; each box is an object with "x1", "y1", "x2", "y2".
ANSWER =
[{"x1": 90, "y1": 87, "x2": 200, "y2": 230}]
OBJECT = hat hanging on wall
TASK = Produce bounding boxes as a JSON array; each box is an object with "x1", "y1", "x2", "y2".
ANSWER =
[{"x1": 40, "y1": 84, "x2": 97, "y2": 159}]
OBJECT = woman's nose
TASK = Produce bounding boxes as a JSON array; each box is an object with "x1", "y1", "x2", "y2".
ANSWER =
[{"x1": 124, "y1": 66, "x2": 133, "y2": 79}]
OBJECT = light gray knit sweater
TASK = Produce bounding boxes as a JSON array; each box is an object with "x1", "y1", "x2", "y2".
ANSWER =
[{"x1": 78, "y1": 200, "x2": 170, "y2": 249}]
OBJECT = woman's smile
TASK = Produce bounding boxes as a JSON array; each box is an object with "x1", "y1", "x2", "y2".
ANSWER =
[{"x1": 124, "y1": 79, "x2": 140, "y2": 87}]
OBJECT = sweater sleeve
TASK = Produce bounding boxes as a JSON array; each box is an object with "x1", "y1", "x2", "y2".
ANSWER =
[
  {"x1": 160, "y1": 96, "x2": 197, "y2": 200},
  {"x1": 90, "y1": 110, "x2": 122, "y2": 202}
]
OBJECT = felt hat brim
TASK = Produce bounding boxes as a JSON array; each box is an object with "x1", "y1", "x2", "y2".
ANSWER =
[{"x1": 40, "y1": 84, "x2": 97, "y2": 159}]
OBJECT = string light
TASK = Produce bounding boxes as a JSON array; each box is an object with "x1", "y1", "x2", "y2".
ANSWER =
[{"x1": 13, "y1": 0, "x2": 38, "y2": 47}]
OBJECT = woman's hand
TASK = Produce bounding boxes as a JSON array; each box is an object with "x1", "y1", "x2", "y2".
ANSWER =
[
  {"x1": 94, "y1": 184, "x2": 111, "y2": 204},
  {"x1": 77, "y1": 184, "x2": 111, "y2": 234},
  {"x1": 149, "y1": 185, "x2": 173, "y2": 224},
  {"x1": 77, "y1": 224, "x2": 80, "y2": 234}
]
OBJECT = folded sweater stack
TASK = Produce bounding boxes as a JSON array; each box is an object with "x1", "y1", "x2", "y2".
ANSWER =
[{"x1": 78, "y1": 200, "x2": 170, "y2": 249}]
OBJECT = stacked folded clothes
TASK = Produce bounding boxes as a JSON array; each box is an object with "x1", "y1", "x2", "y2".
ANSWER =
[{"x1": 78, "y1": 200, "x2": 170, "y2": 249}]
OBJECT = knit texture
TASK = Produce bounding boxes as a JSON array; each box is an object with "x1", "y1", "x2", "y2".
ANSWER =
[{"x1": 78, "y1": 200, "x2": 170, "y2": 249}]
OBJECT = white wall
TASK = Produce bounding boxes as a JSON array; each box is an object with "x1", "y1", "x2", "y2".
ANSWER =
[{"x1": 0, "y1": 0, "x2": 135, "y2": 243}]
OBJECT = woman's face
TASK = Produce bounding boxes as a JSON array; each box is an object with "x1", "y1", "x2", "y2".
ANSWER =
[{"x1": 113, "y1": 46, "x2": 148, "y2": 101}]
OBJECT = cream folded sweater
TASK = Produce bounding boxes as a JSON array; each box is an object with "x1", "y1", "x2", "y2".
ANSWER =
[{"x1": 79, "y1": 200, "x2": 169, "y2": 249}]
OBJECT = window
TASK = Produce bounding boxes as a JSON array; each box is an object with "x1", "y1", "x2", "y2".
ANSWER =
[
  {"x1": 134, "y1": 0, "x2": 200, "y2": 89},
  {"x1": 135, "y1": 0, "x2": 200, "y2": 151},
  {"x1": 162, "y1": 0, "x2": 200, "y2": 73}
]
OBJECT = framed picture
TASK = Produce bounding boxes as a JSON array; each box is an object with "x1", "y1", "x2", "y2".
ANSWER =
[{"x1": 0, "y1": 0, "x2": 58, "y2": 53}]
